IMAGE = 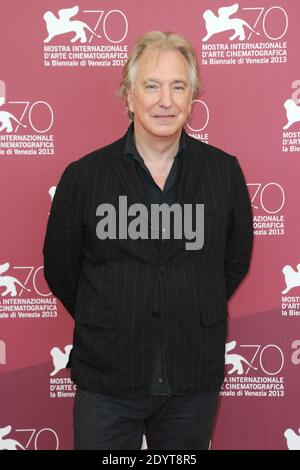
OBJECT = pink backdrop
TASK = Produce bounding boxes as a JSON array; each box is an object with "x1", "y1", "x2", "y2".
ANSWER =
[{"x1": 0, "y1": 0, "x2": 299, "y2": 450}]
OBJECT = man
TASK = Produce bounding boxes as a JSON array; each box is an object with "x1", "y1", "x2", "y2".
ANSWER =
[{"x1": 43, "y1": 31, "x2": 253, "y2": 450}]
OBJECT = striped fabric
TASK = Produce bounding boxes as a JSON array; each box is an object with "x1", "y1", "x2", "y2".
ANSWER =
[{"x1": 43, "y1": 127, "x2": 253, "y2": 397}]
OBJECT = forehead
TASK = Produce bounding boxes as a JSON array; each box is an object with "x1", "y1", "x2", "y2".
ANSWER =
[{"x1": 136, "y1": 48, "x2": 190, "y2": 79}]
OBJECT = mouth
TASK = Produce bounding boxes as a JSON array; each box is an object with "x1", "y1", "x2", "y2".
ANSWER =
[{"x1": 152, "y1": 115, "x2": 176, "y2": 120}]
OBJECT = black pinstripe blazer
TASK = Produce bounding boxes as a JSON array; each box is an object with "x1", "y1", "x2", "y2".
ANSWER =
[{"x1": 43, "y1": 127, "x2": 253, "y2": 396}]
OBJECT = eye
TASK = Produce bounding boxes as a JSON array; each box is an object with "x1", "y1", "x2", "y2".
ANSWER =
[
  {"x1": 173, "y1": 85, "x2": 185, "y2": 91},
  {"x1": 145, "y1": 84, "x2": 158, "y2": 89}
]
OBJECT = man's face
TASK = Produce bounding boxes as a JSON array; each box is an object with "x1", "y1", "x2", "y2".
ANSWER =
[{"x1": 127, "y1": 48, "x2": 193, "y2": 139}]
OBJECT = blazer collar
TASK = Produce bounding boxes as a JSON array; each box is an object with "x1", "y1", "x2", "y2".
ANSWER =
[{"x1": 113, "y1": 125, "x2": 206, "y2": 206}]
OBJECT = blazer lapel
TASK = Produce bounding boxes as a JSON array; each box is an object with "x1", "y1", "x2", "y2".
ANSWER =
[
  {"x1": 112, "y1": 127, "x2": 149, "y2": 206},
  {"x1": 113, "y1": 157, "x2": 149, "y2": 207},
  {"x1": 112, "y1": 130, "x2": 157, "y2": 262},
  {"x1": 164, "y1": 134, "x2": 208, "y2": 261},
  {"x1": 177, "y1": 136, "x2": 205, "y2": 205}
]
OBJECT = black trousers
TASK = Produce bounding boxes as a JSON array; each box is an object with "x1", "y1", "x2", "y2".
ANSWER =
[{"x1": 73, "y1": 387, "x2": 220, "y2": 450}]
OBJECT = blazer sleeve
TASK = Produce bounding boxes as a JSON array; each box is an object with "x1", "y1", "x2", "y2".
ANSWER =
[
  {"x1": 225, "y1": 157, "x2": 253, "y2": 301},
  {"x1": 43, "y1": 162, "x2": 84, "y2": 318}
]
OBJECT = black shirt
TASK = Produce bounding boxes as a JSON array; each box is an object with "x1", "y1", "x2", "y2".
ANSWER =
[{"x1": 124, "y1": 123, "x2": 186, "y2": 395}]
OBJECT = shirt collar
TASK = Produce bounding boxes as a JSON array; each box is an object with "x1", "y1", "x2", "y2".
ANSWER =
[{"x1": 124, "y1": 122, "x2": 187, "y2": 164}]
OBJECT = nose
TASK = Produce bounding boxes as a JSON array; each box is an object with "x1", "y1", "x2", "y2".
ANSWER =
[{"x1": 159, "y1": 85, "x2": 172, "y2": 108}]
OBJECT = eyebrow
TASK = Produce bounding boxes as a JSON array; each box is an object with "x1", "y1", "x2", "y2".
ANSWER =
[{"x1": 142, "y1": 78, "x2": 188, "y2": 86}]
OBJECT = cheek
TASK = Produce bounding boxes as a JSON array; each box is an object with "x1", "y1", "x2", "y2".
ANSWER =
[
  {"x1": 174, "y1": 96, "x2": 191, "y2": 112},
  {"x1": 142, "y1": 99, "x2": 159, "y2": 114},
  {"x1": 127, "y1": 94, "x2": 134, "y2": 112}
]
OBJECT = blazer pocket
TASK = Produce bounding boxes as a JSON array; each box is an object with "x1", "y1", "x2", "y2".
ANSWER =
[
  {"x1": 201, "y1": 298, "x2": 228, "y2": 326},
  {"x1": 75, "y1": 301, "x2": 114, "y2": 329}
]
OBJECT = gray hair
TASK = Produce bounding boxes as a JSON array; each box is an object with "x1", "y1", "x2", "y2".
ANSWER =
[{"x1": 118, "y1": 31, "x2": 201, "y2": 120}]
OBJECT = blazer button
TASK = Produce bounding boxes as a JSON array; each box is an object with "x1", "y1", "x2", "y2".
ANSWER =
[
  {"x1": 152, "y1": 309, "x2": 161, "y2": 318},
  {"x1": 159, "y1": 265, "x2": 167, "y2": 273}
]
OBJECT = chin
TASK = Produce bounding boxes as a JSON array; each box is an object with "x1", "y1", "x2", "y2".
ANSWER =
[
  {"x1": 156, "y1": 128, "x2": 181, "y2": 137},
  {"x1": 148, "y1": 123, "x2": 183, "y2": 137}
]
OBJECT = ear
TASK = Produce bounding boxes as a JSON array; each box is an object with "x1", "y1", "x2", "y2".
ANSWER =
[
  {"x1": 126, "y1": 88, "x2": 135, "y2": 114},
  {"x1": 185, "y1": 97, "x2": 194, "y2": 124},
  {"x1": 188, "y1": 93, "x2": 193, "y2": 115}
]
